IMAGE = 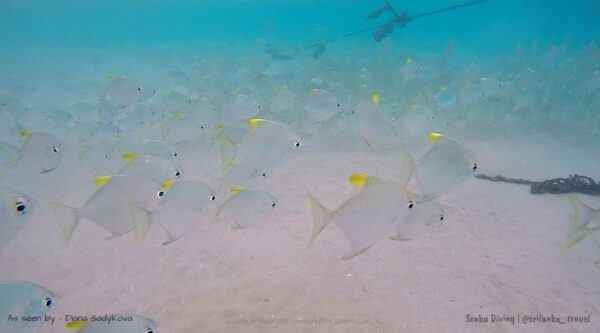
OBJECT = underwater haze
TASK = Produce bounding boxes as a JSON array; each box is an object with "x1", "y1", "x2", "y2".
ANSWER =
[{"x1": 1, "y1": 0, "x2": 600, "y2": 332}]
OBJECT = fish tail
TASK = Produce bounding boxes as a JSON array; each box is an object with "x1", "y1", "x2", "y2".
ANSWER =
[
  {"x1": 217, "y1": 132, "x2": 237, "y2": 172},
  {"x1": 566, "y1": 196, "x2": 592, "y2": 248},
  {"x1": 48, "y1": 202, "x2": 79, "y2": 245},
  {"x1": 129, "y1": 203, "x2": 152, "y2": 244},
  {"x1": 308, "y1": 194, "x2": 331, "y2": 246}
]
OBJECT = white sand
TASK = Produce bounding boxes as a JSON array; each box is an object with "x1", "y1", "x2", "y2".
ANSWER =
[{"x1": 1, "y1": 132, "x2": 599, "y2": 333}]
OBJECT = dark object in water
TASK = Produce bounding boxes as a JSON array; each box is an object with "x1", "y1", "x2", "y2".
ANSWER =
[
  {"x1": 304, "y1": 43, "x2": 326, "y2": 59},
  {"x1": 373, "y1": 12, "x2": 412, "y2": 41},
  {"x1": 349, "y1": 0, "x2": 492, "y2": 41},
  {"x1": 365, "y1": 5, "x2": 392, "y2": 21},
  {"x1": 475, "y1": 174, "x2": 600, "y2": 196},
  {"x1": 280, "y1": 0, "x2": 493, "y2": 59},
  {"x1": 373, "y1": 23, "x2": 395, "y2": 42},
  {"x1": 311, "y1": 43, "x2": 326, "y2": 58}
]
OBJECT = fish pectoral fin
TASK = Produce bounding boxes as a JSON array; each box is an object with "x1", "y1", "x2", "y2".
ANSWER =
[{"x1": 129, "y1": 203, "x2": 152, "y2": 244}]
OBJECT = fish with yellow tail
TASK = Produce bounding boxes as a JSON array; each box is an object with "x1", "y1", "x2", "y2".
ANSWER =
[
  {"x1": 49, "y1": 175, "x2": 172, "y2": 244},
  {"x1": 308, "y1": 174, "x2": 417, "y2": 259},
  {"x1": 0, "y1": 131, "x2": 63, "y2": 173},
  {"x1": 352, "y1": 99, "x2": 398, "y2": 149},
  {"x1": 118, "y1": 153, "x2": 183, "y2": 182},
  {"x1": 414, "y1": 132, "x2": 478, "y2": 200},
  {"x1": 151, "y1": 180, "x2": 219, "y2": 245},
  {"x1": 219, "y1": 187, "x2": 278, "y2": 229},
  {"x1": 236, "y1": 118, "x2": 301, "y2": 175}
]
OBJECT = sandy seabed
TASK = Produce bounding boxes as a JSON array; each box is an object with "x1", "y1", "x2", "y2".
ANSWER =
[{"x1": 1, "y1": 130, "x2": 599, "y2": 333}]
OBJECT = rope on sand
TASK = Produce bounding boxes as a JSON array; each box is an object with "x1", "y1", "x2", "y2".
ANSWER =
[{"x1": 475, "y1": 174, "x2": 600, "y2": 196}]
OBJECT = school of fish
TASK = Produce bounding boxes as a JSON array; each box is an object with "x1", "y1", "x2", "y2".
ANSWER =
[{"x1": 2, "y1": 42, "x2": 599, "y2": 332}]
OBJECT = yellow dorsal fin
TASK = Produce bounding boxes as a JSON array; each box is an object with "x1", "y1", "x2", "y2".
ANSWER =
[
  {"x1": 371, "y1": 93, "x2": 381, "y2": 104},
  {"x1": 93, "y1": 175, "x2": 114, "y2": 186},
  {"x1": 66, "y1": 320, "x2": 89, "y2": 331},
  {"x1": 107, "y1": 74, "x2": 116, "y2": 80},
  {"x1": 247, "y1": 118, "x2": 265, "y2": 127},
  {"x1": 19, "y1": 130, "x2": 30, "y2": 138},
  {"x1": 428, "y1": 132, "x2": 444, "y2": 143},
  {"x1": 230, "y1": 187, "x2": 247, "y2": 194},
  {"x1": 217, "y1": 124, "x2": 225, "y2": 129},
  {"x1": 161, "y1": 180, "x2": 175, "y2": 190},
  {"x1": 349, "y1": 174, "x2": 371, "y2": 187},
  {"x1": 173, "y1": 111, "x2": 183, "y2": 118},
  {"x1": 121, "y1": 152, "x2": 138, "y2": 161}
]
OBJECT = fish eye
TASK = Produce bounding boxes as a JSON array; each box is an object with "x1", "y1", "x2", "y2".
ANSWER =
[
  {"x1": 52, "y1": 146, "x2": 59, "y2": 153},
  {"x1": 14, "y1": 201, "x2": 27, "y2": 215},
  {"x1": 261, "y1": 172, "x2": 267, "y2": 177},
  {"x1": 439, "y1": 215, "x2": 445, "y2": 221},
  {"x1": 136, "y1": 86, "x2": 143, "y2": 92},
  {"x1": 257, "y1": 105, "x2": 262, "y2": 109},
  {"x1": 173, "y1": 152, "x2": 179, "y2": 157},
  {"x1": 336, "y1": 102, "x2": 340, "y2": 108},
  {"x1": 146, "y1": 329, "x2": 154, "y2": 333},
  {"x1": 271, "y1": 202, "x2": 276, "y2": 208},
  {"x1": 294, "y1": 141, "x2": 300, "y2": 148},
  {"x1": 43, "y1": 297, "x2": 53, "y2": 309},
  {"x1": 471, "y1": 163, "x2": 478, "y2": 171},
  {"x1": 157, "y1": 190, "x2": 165, "y2": 198},
  {"x1": 174, "y1": 169, "x2": 182, "y2": 177},
  {"x1": 407, "y1": 201, "x2": 414, "y2": 209},
  {"x1": 209, "y1": 195, "x2": 216, "y2": 201}
]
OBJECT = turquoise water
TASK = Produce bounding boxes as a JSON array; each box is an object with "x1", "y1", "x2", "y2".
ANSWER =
[
  {"x1": 2, "y1": 1, "x2": 599, "y2": 52},
  {"x1": 1, "y1": 1, "x2": 600, "y2": 332},
  {"x1": 1, "y1": 0, "x2": 599, "y2": 137}
]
